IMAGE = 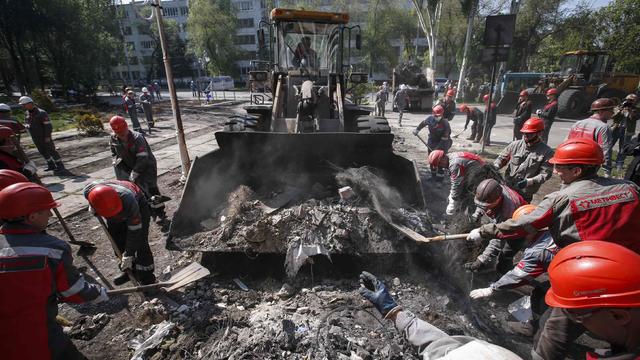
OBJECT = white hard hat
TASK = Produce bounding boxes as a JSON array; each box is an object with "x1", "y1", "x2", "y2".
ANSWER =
[
  {"x1": 142, "y1": 87, "x2": 148, "y2": 93},
  {"x1": 18, "y1": 96, "x2": 33, "y2": 105},
  {"x1": 0, "y1": 103, "x2": 10, "y2": 112}
]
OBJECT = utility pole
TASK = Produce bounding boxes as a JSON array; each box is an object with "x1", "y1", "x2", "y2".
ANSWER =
[
  {"x1": 456, "y1": 0, "x2": 477, "y2": 102},
  {"x1": 152, "y1": 0, "x2": 191, "y2": 181}
]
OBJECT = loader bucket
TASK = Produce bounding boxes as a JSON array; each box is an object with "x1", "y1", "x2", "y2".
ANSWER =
[{"x1": 168, "y1": 131, "x2": 424, "y2": 252}]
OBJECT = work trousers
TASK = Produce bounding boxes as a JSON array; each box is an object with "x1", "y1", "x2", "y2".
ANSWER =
[
  {"x1": 513, "y1": 118, "x2": 525, "y2": 140},
  {"x1": 106, "y1": 203, "x2": 153, "y2": 272},
  {"x1": 541, "y1": 119, "x2": 554, "y2": 143},
  {"x1": 33, "y1": 136, "x2": 62, "y2": 164},
  {"x1": 127, "y1": 109, "x2": 142, "y2": 132},
  {"x1": 609, "y1": 126, "x2": 632, "y2": 169},
  {"x1": 477, "y1": 237, "x2": 526, "y2": 275},
  {"x1": 142, "y1": 103, "x2": 154, "y2": 127}
]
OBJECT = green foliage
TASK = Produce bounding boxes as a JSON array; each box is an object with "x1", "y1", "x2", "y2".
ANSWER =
[
  {"x1": 187, "y1": 0, "x2": 239, "y2": 76},
  {"x1": 137, "y1": 17, "x2": 193, "y2": 80},
  {"x1": 597, "y1": 0, "x2": 640, "y2": 73},
  {"x1": 31, "y1": 89, "x2": 57, "y2": 113},
  {"x1": 75, "y1": 113, "x2": 105, "y2": 137}
]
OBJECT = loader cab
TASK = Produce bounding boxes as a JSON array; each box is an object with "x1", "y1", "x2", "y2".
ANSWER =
[{"x1": 559, "y1": 51, "x2": 612, "y2": 84}]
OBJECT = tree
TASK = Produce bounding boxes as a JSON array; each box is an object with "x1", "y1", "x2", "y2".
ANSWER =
[
  {"x1": 187, "y1": 0, "x2": 238, "y2": 76},
  {"x1": 597, "y1": 0, "x2": 640, "y2": 73},
  {"x1": 412, "y1": 0, "x2": 443, "y2": 69}
]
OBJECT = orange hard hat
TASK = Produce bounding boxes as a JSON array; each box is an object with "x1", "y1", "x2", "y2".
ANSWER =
[
  {"x1": 512, "y1": 204, "x2": 537, "y2": 221},
  {"x1": 520, "y1": 117, "x2": 545, "y2": 133},
  {"x1": 590, "y1": 98, "x2": 615, "y2": 111},
  {"x1": 87, "y1": 184, "x2": 123, "y2": 218},
  {"x1": 0, "y1": 183, "x2": 58, "y2": 219},
  {"x1": 446, "y1": 89, "x2": 455, "y2": 97},
  {"x1": 519, "y1": 90, "x2": 529, "y2": 97},
  {"x1": 0, "y1": 169, "x2": 29, "y2": 191},
  {"x1": 427, "y1": 149, "x2": 446, "y2": 168},
  {"x1": 483, "y1": 94, "x2": 490, "y2": 102},
  {"x1": 549, "y1": 138, "x2": 604, "y2": 166},
  {"x1": 0, "y1": 125, "x2": 15, "y2": 139},
  {"x1": 109, "y1": 115, "x2": 128, "y2": 134},
  {"x1": 459, "y1": 104, "x2": 470, "y2": 113},
  {"x1": 546, "y1": 241, "x2": 640, "y2": 309},
  {"x1": 546, "y1": 88, "x2": 558, "y2": 96},
  {"x1": 432, "y1": 105, "x2": 445, "y2": 117}
]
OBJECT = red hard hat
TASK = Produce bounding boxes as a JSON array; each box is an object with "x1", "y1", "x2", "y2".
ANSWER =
[
  {"x1": 512, "y1": 204, "x2": 537, "y2": 221},
  {"x1": 590, "y1": 98, "x2": 615, "y2": 111},
  {"x1": 483, "y1": 94, "x2": 490, "y2": 102},
  {"x1": 549, "y1": 138, "x2": 604, "y2": 165},
  {"x1": 474, "y1": 179, "x2": 502, "y2": 208},
  {"x1": 0, "y1": 125, "x2": 15, "y2": 139},
  {"x1": 519, "y1": 90, "x2": 529, "y2": 97},
  {"x1": 546, "y1": 241, "x2": 640, "y2": 309},
  {"x1": 0, "y1": 169, "x2": 29, "y2": 190},
  {"x1": 546, "y1": 88, "x2": 558, "y2": 96},
  {"x1": 446, "y1": 89, "x2": 455, "y2": 97},
  {"x1": 427, "y1": 149, "x2": 446, "y2": 168},
  {"x1": 109, "y1": 116, "x2": 128, "y2": 134},
  {"x1": 432, "y1": 105, "x2": 445, "y2": 117},
  {"x1": 520, "y1": 117, "x2": 545, "y2": 133},
  {"x1": 459, "y1": 104, "x2": 470, "y2": 113},
  {"x1": 0, "y1": 183, "x2": 58, "y2": 219},
  {"x1": 87, "y1": 185, "x2": 123, "y2": 218}
]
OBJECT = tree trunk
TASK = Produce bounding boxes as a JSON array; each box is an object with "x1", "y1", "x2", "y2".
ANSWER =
[{"x1": 456, "y1": 0, "x2": 476, "y2": 101}]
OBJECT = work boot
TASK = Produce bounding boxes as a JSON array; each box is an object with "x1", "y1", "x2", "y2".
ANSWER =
[
  {"x1": 506, "y1": 320, "x2": 537, "y2": 337},
  {"x1": 466, "y1": 135, "x2": 475, "y2": 140},
  {"x1": 113, "y1": 272, "x2": 131, "y2": 286},
  {"x1": 45, "y1": 160, "x2": 56, "y2": 171},
  {"x1": 136, "y1": 271, "x2": 156, "y2": 285}
]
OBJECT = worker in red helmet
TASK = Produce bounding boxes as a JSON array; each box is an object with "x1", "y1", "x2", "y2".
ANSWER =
[
  {"x1": 84, "y1": 179, "x2": 156, "y2": 285},
  {"x1": 481, "y1": 94, "x2": 497, "y2": 145},
  {"x1": 470, "y1": 204, "x2": 558, "y2": 337},
  {"x1": 0, "y1": 125, "x2": 38, "y2": 180},
  {"x1": 535, "y1": 88, "x2": 558, "y2": 143},
  {"x1": 434, "y1": 89, "x2": 457, "y2": 121},
  {"x1": 428, "y1": 150, "x2": 498, "y2": 215},
  {"x1": 0, "y1": 169, "x2": 28, "y2": 190},
  {"x1": 465, "y1": 179, "x2": 527, "y2": 274},
  {"x1": 466, "y1": 138, "x2": 640, "y2": 359},
  {"x1": 512, "y1": 90, "x2": 532, "y2": 140},
  {"x1": 414, "y1": 105, "x2": 452, "y2": 181},
  {"x1": 109, "y1": 115, "x2": 167, "y2": 222},
  {"x1": 0, "y1": 103, "x2": 26, "y2": 140},
  {"x1": 493, "y1": 117, "x2": 554, "y2": 202},
  {"x1": 0, "y1": 183, "x2": 108, "y2": 360},
  {"x1": 543, "y1": 241, "x2": 640, "y2": 359},
  {"x1": 459, "y1": 104, "x2": 484, "y2": 141},
  {"x1": 567, "y1": 98, "x2": 615, "y2": 177}
]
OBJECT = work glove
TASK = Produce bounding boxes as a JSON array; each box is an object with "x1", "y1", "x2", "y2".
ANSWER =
[
  {"x1": 120, "y1": 255, "x2": 134, "y2": 271},
  {"x1": 464, "y1": 259, "x2": 487, "y2": 272},
  {"x1": 95, "y1": 287, "x2": 110, "y2": 303},
  {"x1": 535, "y1": 109, "x2": 542, "y2": 116},
  {"x1": 466, "y1": 228, "x2": 482, "y2": 242},
  {"x1": 516, "y1": 178, "x2": 529, "y2": 189},
  {"x1": 129, "y1": 171, "x2": 139, "y2": 183},
  {"x1": 470, "y1": 208, "x2": 483, "y2": 223},
  {"x1": 469, "y1": 287, "x2": 494, "y2": 299},
  {"x1": 445, "y1": 195, "x2": 458, "y2": 215},
  {"x1": 23, "y1": 161, "x2": 38, "y2": 177},
  {"x1": 358, "y1": 271, "x2": 399, "y2": 317},
  {"x1": 412, "y1": 129, "x2": 419, "y2": 136}
]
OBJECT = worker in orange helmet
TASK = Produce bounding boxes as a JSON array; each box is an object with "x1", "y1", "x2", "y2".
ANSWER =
[
  {"x1": 535, "y1": 88, "x2": 558, "y2": 143},
  {"x1": 543, "y1": 241, "x2": 640, "y2": 359}
]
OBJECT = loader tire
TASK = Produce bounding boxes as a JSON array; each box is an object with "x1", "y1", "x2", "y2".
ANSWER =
[
  {"x1": 557, "y1": 89, "x2": 586, "y2": 119},
  {"x1": 356, "y1": 116, "x2": 391, "y2": 134}
]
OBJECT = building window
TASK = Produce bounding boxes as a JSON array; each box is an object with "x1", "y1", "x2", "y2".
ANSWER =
[
  {"x1": 235, "y1": 1, "x2": 253, "y2": 11},
  {"x1": 162, "y1": 7, "x2": 178, "y2": 17},
  {"x1": 180, "y1": 6, "x2": 189, "y2": 15},
  {"x1": 126, "y1": 42, "x2": 135, "y2": 50},
  {"x1": 235, "y1": 35, "x2": 255, "y2": 45},
  {"x1": 141, "y1": 40, "x2": 155, "y2": 49},
  {"x1": 237, "y1": 18, "x2": 254, "y2": 28},
  {"x1": 143, "y1": 56, "x2": 154, "y2": 64},
  {"x1": 123, "y1": 26, "x2": 132, "y2": 35}
]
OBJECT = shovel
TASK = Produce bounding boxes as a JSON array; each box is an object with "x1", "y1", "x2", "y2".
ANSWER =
[
  {"x1": 414, "y1": 132, "x2": 433, "y2": 152},
  {"x1": 107, "y1": 262, "x2": 210, "y2": 295}
]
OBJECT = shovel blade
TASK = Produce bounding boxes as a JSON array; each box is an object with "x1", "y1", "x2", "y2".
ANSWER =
[{"x1": 164, "y1": 266, "x2": 210, "y2": 292}]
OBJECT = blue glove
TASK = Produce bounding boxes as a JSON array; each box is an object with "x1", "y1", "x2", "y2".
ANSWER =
[
  {"x1": 516, "y1": 179, "x2": 528, "y2": 189},
  {"x1": 358, "y1": 271, "x2": 398, "y2": 316}
]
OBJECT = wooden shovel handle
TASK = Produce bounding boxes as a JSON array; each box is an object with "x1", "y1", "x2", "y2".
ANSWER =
[{"x1": 422, "y1": 233, "x2": 469, "y2": 242}]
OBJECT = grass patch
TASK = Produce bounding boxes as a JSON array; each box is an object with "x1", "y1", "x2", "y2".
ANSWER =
[{"x1": 12, "y1": 108, "x2": 97, "y2": 133}]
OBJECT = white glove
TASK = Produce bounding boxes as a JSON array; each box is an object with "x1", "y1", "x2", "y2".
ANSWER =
[
  {"x1": 467, "y1": 228, "x2": 482, "y2": 242},
  {"x1": 129, "y1": 171, "x2": 139, "y2": 182},
  {"x1": 120, "y1": 255, "x2": 134, "y2": 271},
  {"x1": 470, "y1": 287, "x2": 494, "y2": 299},
  {"x1": 412, "y1": 129, "x2": 419, "y2": 136},
  {"x1": 446, "y1": 195, "x2": 458, "y2": 215},
  {"x1": 24, "y1": 161, "x2": 38, "y2": 176},
  {"x1": 535, "y1": 109, "x2": 542, "y2": 116},
  {"x1": 94, "y1": 287, "x2": 109, "y2": 303}
]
